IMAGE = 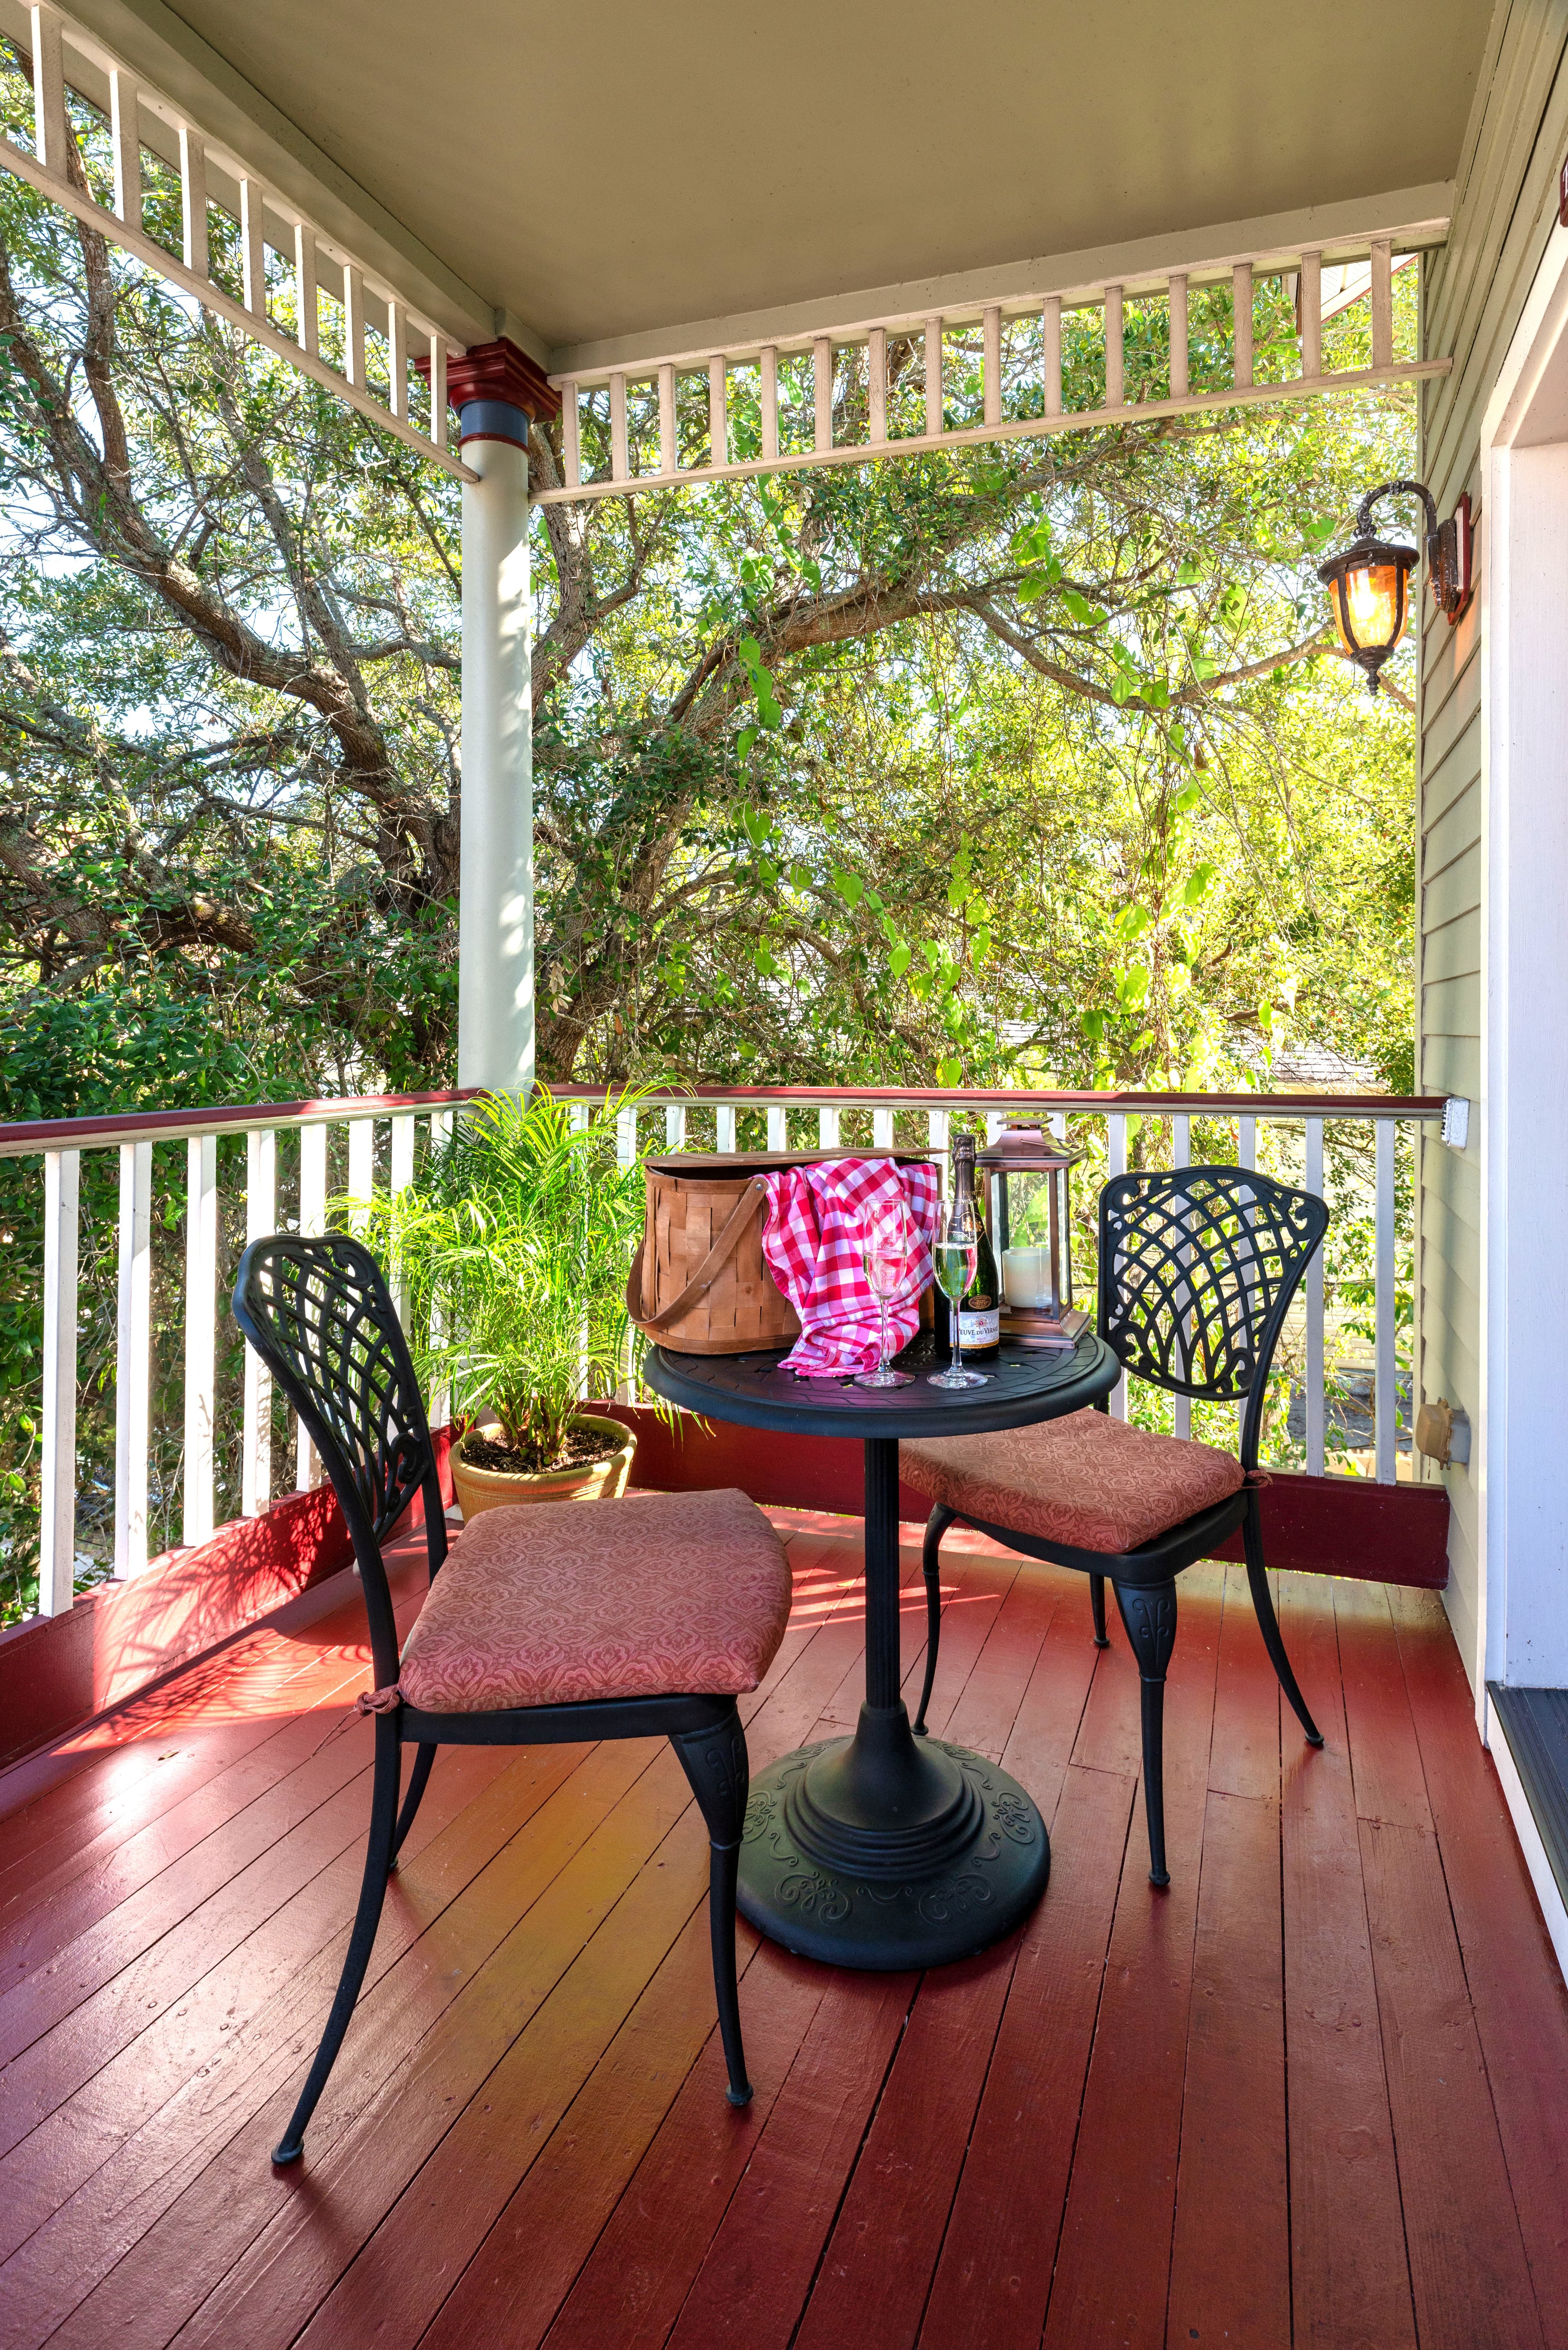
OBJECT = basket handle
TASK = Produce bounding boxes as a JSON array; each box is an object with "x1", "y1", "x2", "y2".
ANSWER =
[{"x1": 626, "y1": 1177, "x2": 771, "y2": 1336}]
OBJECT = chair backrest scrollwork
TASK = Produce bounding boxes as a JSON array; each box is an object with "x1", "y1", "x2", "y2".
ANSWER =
[
  {"x1": 232, "y1": 1233, "x2": 447, "y2": 1688},
  {"x1": 1097, "y1": 1166, "x2": 1329, "y2": 1467}
]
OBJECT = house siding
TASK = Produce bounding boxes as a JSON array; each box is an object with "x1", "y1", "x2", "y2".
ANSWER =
[{"x1": 1418, "y1": 0, "x2": 1568, "y2": 1683}]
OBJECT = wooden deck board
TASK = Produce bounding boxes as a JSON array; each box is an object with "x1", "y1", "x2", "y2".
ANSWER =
[
  {"x1": 0, "y1": 1520, "x2": 1563, "y2": 2350},
  {"x1": 1276, "y1": 1571, "x2": 1418, "y2": 2350}
]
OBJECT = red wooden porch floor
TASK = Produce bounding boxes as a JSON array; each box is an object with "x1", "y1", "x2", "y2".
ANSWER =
[{"x1": 2, "y1": 1511, "x2": 1566, "y2": 2350}]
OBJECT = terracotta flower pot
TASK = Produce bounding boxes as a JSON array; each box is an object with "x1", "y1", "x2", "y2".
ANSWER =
[{"x1": 449, "y1": 1413, "x2": 638, "y2": 1521}]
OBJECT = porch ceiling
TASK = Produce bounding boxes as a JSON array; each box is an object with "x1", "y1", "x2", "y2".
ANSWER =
[{"x1": 90, "y1": 0, "x2": 1489, "y2": 368}]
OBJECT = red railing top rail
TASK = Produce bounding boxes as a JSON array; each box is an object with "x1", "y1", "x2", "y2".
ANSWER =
[
  {"x1": 0, "y1": 1080, "x2": 1450, "y2": 1157},
  {"x1": 552, "y1": 1083, "x2": 1448, "y2": 1116},
  {"x1": 0, "y1": 1087, "x2": 477, "y2": 1159}
]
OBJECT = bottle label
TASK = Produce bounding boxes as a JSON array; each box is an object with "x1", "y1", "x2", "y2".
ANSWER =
[{"x1": 958, "y1": 1304, "x2": 1000, "y2": 1347}]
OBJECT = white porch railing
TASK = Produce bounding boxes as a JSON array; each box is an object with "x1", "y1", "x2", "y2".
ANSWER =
[
  {"x1": 0, "y1": 3, "x2": 472, "y2": 479},
  {"x1": 543, "y1": 235, "x2": 1450, "y2": 506},
  {"x1": 2, "y1": 1082, "x2": 1447, "y2": 1620}
]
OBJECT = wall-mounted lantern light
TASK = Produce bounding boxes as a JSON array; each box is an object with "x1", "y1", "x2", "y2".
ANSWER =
[{"x1": 1317, "y1": 478, "x2": 1473, "y2": 694}]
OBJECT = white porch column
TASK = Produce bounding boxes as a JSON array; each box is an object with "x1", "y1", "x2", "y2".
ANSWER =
[{"x1": 452, "y1": 341, "x2": 552, "y2": 1095}]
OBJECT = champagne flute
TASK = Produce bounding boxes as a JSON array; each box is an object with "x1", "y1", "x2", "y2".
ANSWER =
[
  {"x1": 927, "y1": 1210, "x2": 989, "y2": 1390},
  {"x1": 855, "y1": 1210, "x2": 914, "y2": 1388}
]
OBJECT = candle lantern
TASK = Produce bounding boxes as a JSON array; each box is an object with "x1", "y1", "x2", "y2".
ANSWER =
[
  {"x1": 1316, "y1": 476, "x2": 1472, "y2": 696},
  {"x1": 974, "y1": 1120, "x2": 1089, "y2": 1349}
]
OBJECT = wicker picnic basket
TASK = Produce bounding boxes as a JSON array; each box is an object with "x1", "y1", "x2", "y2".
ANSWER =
[{"x1": 627, "y1": 1150, "x2": 935, "y2": 1357}]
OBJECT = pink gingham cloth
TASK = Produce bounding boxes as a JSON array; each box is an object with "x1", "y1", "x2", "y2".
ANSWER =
[{"x1": 760, "y1": 1157, "x2": 941, "y2": 1376}]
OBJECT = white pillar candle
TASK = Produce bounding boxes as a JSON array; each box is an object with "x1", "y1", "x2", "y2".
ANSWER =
[{"x1": 1002, "y1": 1246, "x2": 1054, "y2": 1308}]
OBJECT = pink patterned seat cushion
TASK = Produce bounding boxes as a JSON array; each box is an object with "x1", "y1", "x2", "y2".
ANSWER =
[
  {"x1": 396, "y1": 1486, "x2": 793, "y2": 1714},
  {"x1": 900, "y1": 1409, "x2": 1246, "y2": 1555}
]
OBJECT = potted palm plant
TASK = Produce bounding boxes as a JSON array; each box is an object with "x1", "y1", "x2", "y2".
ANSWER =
[{"x1": 347, "y1": 1086, "x2": 650, "y2": 1516}]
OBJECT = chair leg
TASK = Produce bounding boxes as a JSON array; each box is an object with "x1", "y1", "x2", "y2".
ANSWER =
[
  {"x1": 272, "y1": 1712, "x2": 400, "y2": 2164},
  {"x1": 1113, "y1": 1580, "x2": 1179, "y2": 1888},
  {"x1": 1243, "y1": 1506, "x2": 1324, "y2": 1747},
  {"x1": 671, "y1": 1707, "x2": 753, "y2": 2107},
  {"x1": 1089, "y1": 1572, "x2": 1110, "y2": 1648},
  {"x1": 914, "y1": 1506, "x2": 954, "y2": 1735},
  {"x1": 390, "y1": 1741, "x2": 437, "y2": 1868}
]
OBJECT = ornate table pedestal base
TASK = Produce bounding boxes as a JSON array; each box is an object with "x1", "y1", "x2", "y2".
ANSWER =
[{"x1": 738, "y1": 1708, "x2": 1049, "y2": 1969}]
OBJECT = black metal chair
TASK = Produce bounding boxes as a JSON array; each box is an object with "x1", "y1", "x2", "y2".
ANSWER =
[
  {"x1": 901, "y1": 1166, "x2": 1328, "y2": 1886},
  {"x1": 232, "y1": 1233, "x2": 792, "y2": 2165}
]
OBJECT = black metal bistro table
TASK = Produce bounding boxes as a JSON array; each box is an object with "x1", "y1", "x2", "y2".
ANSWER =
[{"x1": 644, "y1": 1331, "x2": 1119, "y2": 1970}]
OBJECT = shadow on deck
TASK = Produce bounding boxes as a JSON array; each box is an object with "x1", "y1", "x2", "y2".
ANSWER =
[{"x1": 1, "y1": 1511, "x2": 1566, "y2": 2350}]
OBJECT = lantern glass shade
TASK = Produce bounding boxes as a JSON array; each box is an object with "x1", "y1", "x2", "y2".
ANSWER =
[
  {"x1": 973, "y1": 1122, "x2": 1085, "y2": 1342},
  {"x1": 1318, "y1": 535, "x2": 1418, "y2": 679},
  {"x1": 1332, "y1": 558, "x2": 1408, "y2": 658}
]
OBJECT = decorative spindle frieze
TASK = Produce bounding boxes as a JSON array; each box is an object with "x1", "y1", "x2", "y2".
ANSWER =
[{"x1": 536, "y1": 215, "x2": 1447, "y2": 506}]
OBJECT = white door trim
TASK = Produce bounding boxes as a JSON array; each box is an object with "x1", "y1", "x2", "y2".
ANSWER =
[{"x1": 1478, "y1": 216, "x2": 1568, "y2": 1717}]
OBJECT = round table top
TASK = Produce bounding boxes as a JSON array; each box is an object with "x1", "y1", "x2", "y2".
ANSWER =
[{"x1": 644, "y1": 1328, "x2": 1120, "y2": 1440}]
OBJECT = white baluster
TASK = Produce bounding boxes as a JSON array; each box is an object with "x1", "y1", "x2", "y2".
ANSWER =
[
  {"x1": 983, "y1": 304, "x2": 1002, "y2": 427},
  {"x1": 1232, "y1": 262, "x2": 1253, "y2": 390},
  {"x1": 708, "y1": 355, "x2": 727, "y2": 467},
  {"x1": 868, "y1": 327, "x2": 887, "y2": 444},
  {"x1": 814, "y1": 338, "x2": 833, "y2": 452},
  {"x1": 179, "y1": 127, "x2": 207, "y2": 281},
  {"x1": 114, "y1": 1140, "x2": 152, "y2": 1577},
  {"x1": 767, "y1": 1105, "x2": 788, "y2": 1152},
  {"x1": 924, "y1": 316, "x2": 943, "y2": 437},
  {"x1": 715, "y1": 1104, "x2": 737, "y2": 1153},
  {"x1": 1299, "y1": 250, "x2": 1322, "y2": 378},
  {"x1": 819, "y1": 1104, "x2": 842, "y2": 1149},
  {"x1": 1305, "y1": 1117, "x2": 1325, "y2": 1476},
  {"x1": 1106, "y1": 1113, "x2": 1127, "y2": 1418},
  {"x1": 658, "y1": 362, "x2": 677, "y2": 475},
  {"x1": 664, "y1": 1102, "x2": 687, "y2": 1151},
  {"x1": 242, "y1": 1129, "x2": 276, "y2": 1518},
  {"x1": 1370, "y1": 239, "x2": 1394, "y2": 369},
  {"x1": 1234, "y1": 1115, "x2": 1258, "y2": 1451},
  {"x1": 390, "y1": 1111, "x2": 415, "y2": 1193},
  {"x1": 562, "y1": 380, "x2": 581, "y2": 485},
  {"x1": 1104, "y1": 284, "x2": 1124, "y2": 408},
  {"x1": 1375, "y1": 1118, "x2": 1397, "y2": 1483},
  {"x1": 1172, "y1": 1113, "x2": 1191, "y2": 1439},
  {"x1": 239, "y1": 178, "x2": 265, "y2": 317},
  {"x1": 38, "y1": 1147, "x2": 78, "y2": 1616},
  {"x1": 1042, "y1": 295, "x2": 1062, "y2": 417},
  {"x1": 183, "y1": 1135, "x2": 217, "y2": 1547},
  {"x1": 873, "y1": 1108, "x2": 895, "y2": 1151},
  {"x1": 387, "y1": 300, "x2": 407, "y2": 417},
  {"x1": 427, "y1": 333, "x2": 446, "y2": 446},
  {"x1": 294, "y1": 222, "x2": 318, "y2": 357},
  {"x1": 347, "y1": 1116, "x2": 374, "y2": 1228},
  {"x1": 29, "y1": 4, "x2": 66, "y2": 182},
  {"x1": 760, "y1": 345, "x2": 778, "y2": 462},
  {"x1": 616, "y1": 1104, "x2": 639, "y2": 1170},
  {"x1": 343, "y1": 263, "x2": 365, "y2": 388},
  {"x1": 296, "y1": 1121, "x2": 327, "y2": 1489},
  {"x1": 927, "y1": 1105, "x2": 949, "y2": 1159},
  {"x1": 1167, "y1": 273, "x2": 1188, "y2": 398},
  {"x1": 389, "y1": 1110, "x2": 415, "y2": 1328},
  {"x1": 610, "y1": 371, "x2": 629, "y2": 480},
  {"x1": 109, "y1": 71, "x2": 140, "y2": 225},
  {"x1": 426, "y1": 1108, "x2": 453, "y2": 1436}
]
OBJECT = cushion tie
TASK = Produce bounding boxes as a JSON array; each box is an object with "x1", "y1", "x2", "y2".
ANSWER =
[
  {"x1": 355, "y1": 1683, "x2": 403, "y2": 1715},
  {"x1": 1244, "y1": 1468, "x2": 1272, "y2": 1488}
]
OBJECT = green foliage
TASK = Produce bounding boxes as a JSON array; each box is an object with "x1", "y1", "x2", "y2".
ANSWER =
[
  {"x1": 0, "y1": 123, "x2": 1423, "y2": 1607},
  {"x1": 345, "y1": 1088, "x2": 650, "y2": 1465}
]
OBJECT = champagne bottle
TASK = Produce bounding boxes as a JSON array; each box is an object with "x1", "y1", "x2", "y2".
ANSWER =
[{"x1": 953, "y1": 1135, "x2": 1002, "y2": 1358}]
